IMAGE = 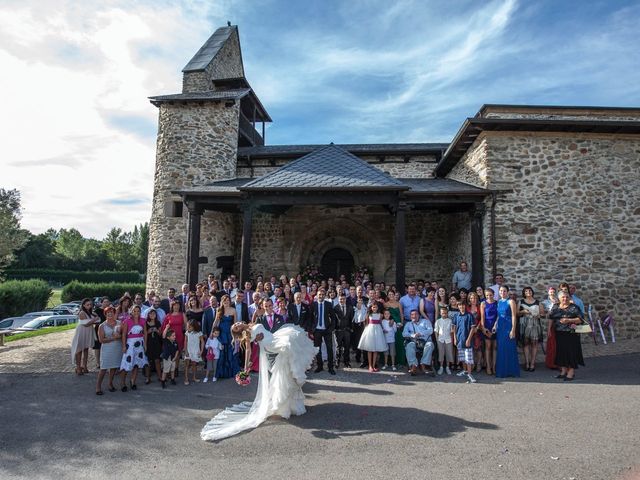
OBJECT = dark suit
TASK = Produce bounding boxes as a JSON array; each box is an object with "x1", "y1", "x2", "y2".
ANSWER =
[
  {"x1": 160, "y1": 296, "x2": 183, "y2": 315},
  {"x1": 201, "y1": 306, "x2": 217, "y2": 339},
  {"x1": 232, "y1": 302, "x2": 250, "y2": 323},
  {"x1": 333, "y1": 303, "x2": 354, "y2": 366},
  {"x1": 287, "y1": 302, "x2": 310, "y2": 330},
  {"x1": 312, "y1": 300, "x2": 336, "y2": 371},
  {"x1": 258, "y1": 312, "x2": 285, "y2": 333}
]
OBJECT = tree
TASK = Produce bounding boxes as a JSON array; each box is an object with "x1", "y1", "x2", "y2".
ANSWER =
[
  {"x1": 55, "y1": 228, "x2": 87, "y2": 268},
  {"x1": 12, "y1": 231, "x2": 58, "y2": 268},
  {"x1": 0, "y1": 188, "x2": 28, "y2": 275}
]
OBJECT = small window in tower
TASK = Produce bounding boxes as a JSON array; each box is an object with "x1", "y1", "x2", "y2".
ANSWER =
[{"x1": 164, "y1": 201, "x2": 183, "y2": 218}]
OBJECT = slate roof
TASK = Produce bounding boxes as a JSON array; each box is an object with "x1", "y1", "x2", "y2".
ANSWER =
[
  {"x1": 399, "y1": 178, "x2": 487, "y2": 195},
  {"x1": 149, "y1": 89, "x2": 251, "y2": 106},
  {"x1": 238, "y1": 143, "x2": 449, "y2": 159},
  {"x1": 183, "y1": 26, "x2": 236, "y2": 72},
  {"x1": 239, "y1": 144, "x2": 408, "y2": 191}
]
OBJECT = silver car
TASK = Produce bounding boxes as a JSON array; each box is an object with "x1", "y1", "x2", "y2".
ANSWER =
[{"x1": 12, "y1": 315, "x2": 79, "y2": 332}]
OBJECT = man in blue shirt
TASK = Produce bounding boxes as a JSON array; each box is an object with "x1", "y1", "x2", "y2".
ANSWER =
[
  {"x1": 453, "y1": 302, "x2": 478, "y2": 383},
  {"x1": 402, "y1": 310, "x2": 435, "y2": 376},
  {"x1": 400, "y1": 283, "x2": 422, "y2": 323},
  {"x1": 569, "y1": 284, "x2": 585, "y2": 315}
]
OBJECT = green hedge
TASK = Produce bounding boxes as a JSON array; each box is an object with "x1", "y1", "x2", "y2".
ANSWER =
[
  {"x1": 0, "y1": 280, "x2": 51, "y2": 319},
  {"x1": 5, "y1": 269, "x2": 142, "y2": 284},
  {"x1": 61, "y1": 281, "x2": 146, "y2": 303}
]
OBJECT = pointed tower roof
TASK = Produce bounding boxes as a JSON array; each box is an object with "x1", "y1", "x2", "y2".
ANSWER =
[
  {"x1": 182, "y1": 25, "x2": 245, "y2": 79},
  {"x1": 240, "y1": 144, "x2": 409, "y2": 191}
]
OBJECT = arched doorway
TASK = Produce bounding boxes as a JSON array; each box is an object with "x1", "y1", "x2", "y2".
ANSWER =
[{"x1": 320, "y1": 248, "x2": 354, "y2": 280}]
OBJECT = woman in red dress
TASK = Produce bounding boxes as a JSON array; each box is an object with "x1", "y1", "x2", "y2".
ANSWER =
[{"x1": 161, "y1": 301, "x2": 187, "y2": 374}]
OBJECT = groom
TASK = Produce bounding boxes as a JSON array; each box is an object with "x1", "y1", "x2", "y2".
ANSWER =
[
  {"x1": 257, "y1": 298, "x2": 285, "y2": 369},
  {"x1": 311, "y1": 288, "x2": 336, "y2": 375}
]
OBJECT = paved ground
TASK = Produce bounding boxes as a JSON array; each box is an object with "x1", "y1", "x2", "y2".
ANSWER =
[{"x1": 0, "y1": 331, "x2": 639, "y2": 480}]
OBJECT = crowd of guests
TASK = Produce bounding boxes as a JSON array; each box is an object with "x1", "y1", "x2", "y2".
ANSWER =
[{"x1": 69, "y1": 261, "x2": 587, "y2": 395}]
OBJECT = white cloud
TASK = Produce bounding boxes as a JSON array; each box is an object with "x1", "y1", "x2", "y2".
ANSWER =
[{"x1": 0, "y1": 1, "x2": 231, "y2": 238}]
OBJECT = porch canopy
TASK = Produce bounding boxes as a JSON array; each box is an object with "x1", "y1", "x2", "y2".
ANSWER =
[{"x1": 173, "y1": 144, "x2": 491, "y2": 293}]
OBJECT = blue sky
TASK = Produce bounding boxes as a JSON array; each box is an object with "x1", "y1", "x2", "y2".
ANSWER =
[{"x1": 1, "y1": 0, "x2": 639, "y2": 237}]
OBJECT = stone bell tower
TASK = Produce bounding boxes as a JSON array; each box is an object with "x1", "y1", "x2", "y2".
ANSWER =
[{"x1": 145, "y1": 25, "x2": 270, "y2": 294}]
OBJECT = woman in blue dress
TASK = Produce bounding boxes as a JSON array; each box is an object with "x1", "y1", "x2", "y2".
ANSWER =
[
  {"x1": 215, "y1": 294, "x2": 240, "y2": 379},
  {"x1": 480, "y1": 288, "x2": 498, "y2": 375},
  {"x1": 494, "y1": 286, "x2": 520, "y2": 378}
]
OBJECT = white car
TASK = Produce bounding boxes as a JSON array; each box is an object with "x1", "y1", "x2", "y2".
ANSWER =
[
  {"x1": 0, "y1": 317, "x2": 33, "y2": 330},
  {"x1": 12, "y1": 315, "x2": 79, "y2": 332},
  {"x1": 53, "y1": 304, "x2": 80, "y2": 315}
]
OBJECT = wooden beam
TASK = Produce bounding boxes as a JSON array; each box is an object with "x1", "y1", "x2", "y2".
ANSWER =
[
  {"x1": 186, "y1": 203, "x2": 202, "y2": 290},
  {"x1": 395, "y1": 203, "x2": 407, "y2": 295},
  {"x1": 470, "y1": 202, "x2": 485, "y2": 289},
  {"x1": 239, "y1": 203, "x2": 253, "y2": 286}
]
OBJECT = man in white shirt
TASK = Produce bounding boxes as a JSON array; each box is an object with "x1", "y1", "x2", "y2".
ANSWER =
[
  {"x1": 248, "y1": 292, "x2": 261, "y2": 321},
  {"x1": 490, "y1": 273, "x2": 505, "y2": 298},
  {"x1": 402, "y1": 309, "x2": 435, "y2": 376}
]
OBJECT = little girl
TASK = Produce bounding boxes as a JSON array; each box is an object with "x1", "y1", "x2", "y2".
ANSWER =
[
  {"x1": 435, "y1": 306, "x2": 454, "y2": 375},
  {"x1": 357, "y1": 302, "x2": 388, "y2": 372},
  {"x1": 203, "y1": 327, "x2": 222, "y2": 383},
  {"x1": 184, "y1": 319, "x2": 204, "y2": 385},
  {"x1": 381, "y1": 309, "x2": 397, "y2": 371}
]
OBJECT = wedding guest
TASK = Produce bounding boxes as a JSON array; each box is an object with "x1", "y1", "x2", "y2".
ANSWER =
[
  {"x1": 550, "y1": 291, "x2": 585, "y2": 381},
  {"x1": 403, "y1": 310, "x2": 434, "y2": 376},
  {"x1": 468, "y1": 291, "x2": 484, "y2": 372},
  {"x1": 495, "y1": 286, "x2": 520, "y2": 378},
  {"x1": 243, "y1": 281, "x2": 254, "y2": 305},
  {"x1": 119, "y1": 305, "x2": 149, "y2": 391},
  {"x1": 311, "y1": 289, "x2": 336, "y2": 375},
  {"x1": 490, "y1": 273, "x2": 505, "y2": 298},
  {"x1": 419, "y1": 288, "x2": 437, "y2": 325},
  {"x1": 358, "y1": 302, "x2": 387, "y2": 372},
  {"x1": 95, "y1": 307, "x2": 121, "y2": 395},
  {"x1": 542, "y1": 286, "x2": 559, "y2": 369},
  {"x1": 116, "y1": 295, "x2": 132, "y2": 323},
  {"x1": 283, "y1": 284, "x2": 294, "y2": 304},
  {"x1": 352, "y1": 297, "x2": 368, "y2": 367},
  {"x1": 214, "y1": 295, "x2": 240, "y2": 379},
  {"x1": 452, "y1": 261, "x2": 472, "y2": 292},
  {"x1": 179, "y1": 284, "x2": 190, "y2": 310},
  {"x1": 569, "y1": 284, "x2": 585, "y2": 315},
  {"x1": 160, "y1": 288, "x2": 178, "y2": 314},
  {"x1": 453, "y1": 302, "x2": 478, "y2": 383},
  {"x1": 186, "y1": 295, "x2": 204, "y2": 327},
  {"x1": 381, "y1": 309, "x2": 397, "y2": 371},
  {"x1": 399, "y1": 283, "x2": 421, "y2": 323},
  {"x1": 334, "y1": 293, "x2": 354, "y2": 368},
  {"x1": 160, "y1": 330, "x2": 179, "y2": 388},
  {"x1": 184, "y1": 319, "x2": 204, "y2": 385},
  {"x1": 475, "y1": 286, "x2": 485, "y2": 303},
  {"x1": 436, "y1": 287, "x2": 449, "y2": 310},
  {"x1": 518, "y1": 287, "x2": 544, "y2": 372},
  {"x1": 71, "y1": 298, "x2": 99, "y2": 375},
  {"x1": 385, "y1": 291, "x2": 406, "y2": 366},
  {"x1": 92, "y1": 297, "x2": 110, "y2": 370},
  {"x1": 203, "y1": 327, "x2": 222, "y2": 383},
  {"x1": 275, "y1": 297, "x2": 289, "y2": 323},
  {"x1": 480, "y1": 288, "x2": 498, "y2": 375},
  {"x1": 233, "y1": 291, "x2": 250, "y2": 323},
  {"x1": 288, "y1": 292, "x2": 310, "y2": 330},
  {"x1": 202, "y1": 294, "x2": 218, "y2": 341},
  {"x1": 144, "y1": 308, "x2": 163, "y2": 384},
  {"x1": 435, "y1": 306, "x2": 453, "y2": 375},
  {"x1": 161, "y1": 302, "x2": 187, "y2": 375}
]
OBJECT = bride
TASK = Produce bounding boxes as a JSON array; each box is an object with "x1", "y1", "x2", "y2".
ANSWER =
[{"x1": 201, "y1": 322, "x2": 317, "y2": 441}]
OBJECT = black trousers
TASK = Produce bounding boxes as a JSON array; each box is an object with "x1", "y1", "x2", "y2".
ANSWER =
[
  {"x1": 335, "y1": 329, "x2": 351, "y2": 365},
  {"x1": 351, "y1": 323, "x2": 365, "y2": 363},
  {"x1": 314, "y1": 329, "x2": 334, "y2": 369}
]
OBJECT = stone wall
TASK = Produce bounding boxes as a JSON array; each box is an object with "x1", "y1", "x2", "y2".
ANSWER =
[
  {"x1": 233, "y1": 205, "x2": 470, "y2": 287},
  {"x1": 146, "y1": 101, "x2": 240, "y2": 294},
  {"x1": 235, "y1": 154, "x2": 438, "y2": 179},
  {"x1": 449, "y1": 131, "x2": 640, "y2": 337}
]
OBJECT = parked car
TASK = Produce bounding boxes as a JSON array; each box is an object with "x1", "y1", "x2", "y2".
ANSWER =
[
  {"x1": 0, "y1": 317, "x2": 33, "y2": 330},
  {"x1": 12, "y1": 315, "x2": 79, "y2": 332},
  {"x1": 22, "y1": 311, "x2": 60, "y2": 318},
  {"x1": 53, "y1": 303, "x2": 80, "y2": 314}
]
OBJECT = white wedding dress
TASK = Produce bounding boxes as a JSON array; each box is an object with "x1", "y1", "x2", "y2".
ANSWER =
[{"x1": 201, "y1": 323, "x2": 317, "y2": 441}]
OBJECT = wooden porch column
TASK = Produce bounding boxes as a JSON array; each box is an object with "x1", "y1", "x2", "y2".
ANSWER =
[
  {"x1": 186, "y1": 203, "x2": 202, "y2": 290},
  {"x1": 239, "y1": 203, "x2": 254, "y2": 286},
  {"x1": 395, "y1": 202, "x2": 407, "y2": 295},
  {"x1": 471, "y1": 202, "x2": 485, "y2": 288}
]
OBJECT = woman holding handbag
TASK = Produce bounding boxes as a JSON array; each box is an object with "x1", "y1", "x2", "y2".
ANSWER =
[{"x1": 549, "y1": 290, "x2": 585, "y2": 381}]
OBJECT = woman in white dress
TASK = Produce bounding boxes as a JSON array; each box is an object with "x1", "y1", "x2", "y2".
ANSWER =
[{"x1": 201, "y1": 322, "x2": 317, "y2": 441}]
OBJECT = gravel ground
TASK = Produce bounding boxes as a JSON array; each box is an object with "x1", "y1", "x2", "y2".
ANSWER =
[{"x1": 0, "y1": 330, "x2": 639, "y2": 480}]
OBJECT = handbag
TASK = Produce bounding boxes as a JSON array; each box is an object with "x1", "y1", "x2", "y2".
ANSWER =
[{"x1": 574, "y1": 324, "x2": 593, "y2": 334}]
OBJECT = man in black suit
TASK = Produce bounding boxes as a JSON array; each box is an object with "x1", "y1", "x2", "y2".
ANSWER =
[
  {"x1": 287, "y1": 292, "x2": 310, "y2": 330},
  {"x1": 160, "y1": 287, "x2": 182, "y2": 314},
  {"x1": 311, "y1": 288, "x2": 336, "y2": 375},
  {"x1": 351, "y1": 285, "x2": 369, "y2": 367},
  {"x1": 201, "y1": 294, "x2": 218, "y2": 340},
  {"x1": 257, "y1": 298, "x2": 285, "y2": 333},
  {"x1": 333, "y1": 292, "x2": 354, "y2": 368},
  {"x1": 232, "y1": 290, "x2": 250, "y2": 323}
]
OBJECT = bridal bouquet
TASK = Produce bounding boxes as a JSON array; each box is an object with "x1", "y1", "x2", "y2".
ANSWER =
[{"x1": 235, "y1": 370, "x2": 251, "y2": 387}]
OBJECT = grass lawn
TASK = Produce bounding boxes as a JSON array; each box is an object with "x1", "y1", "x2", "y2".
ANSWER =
[
  {"x1": 6, "y1": 323, "x2": 77, "y2": 343},
  {"x1": 47, "y1": 288, "x2": 63, "y2": 308}
]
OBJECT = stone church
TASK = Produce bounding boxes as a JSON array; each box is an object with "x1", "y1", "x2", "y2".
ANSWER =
[{"x1": 146, "y1": 25, "x2": 640, "y2": 337}]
